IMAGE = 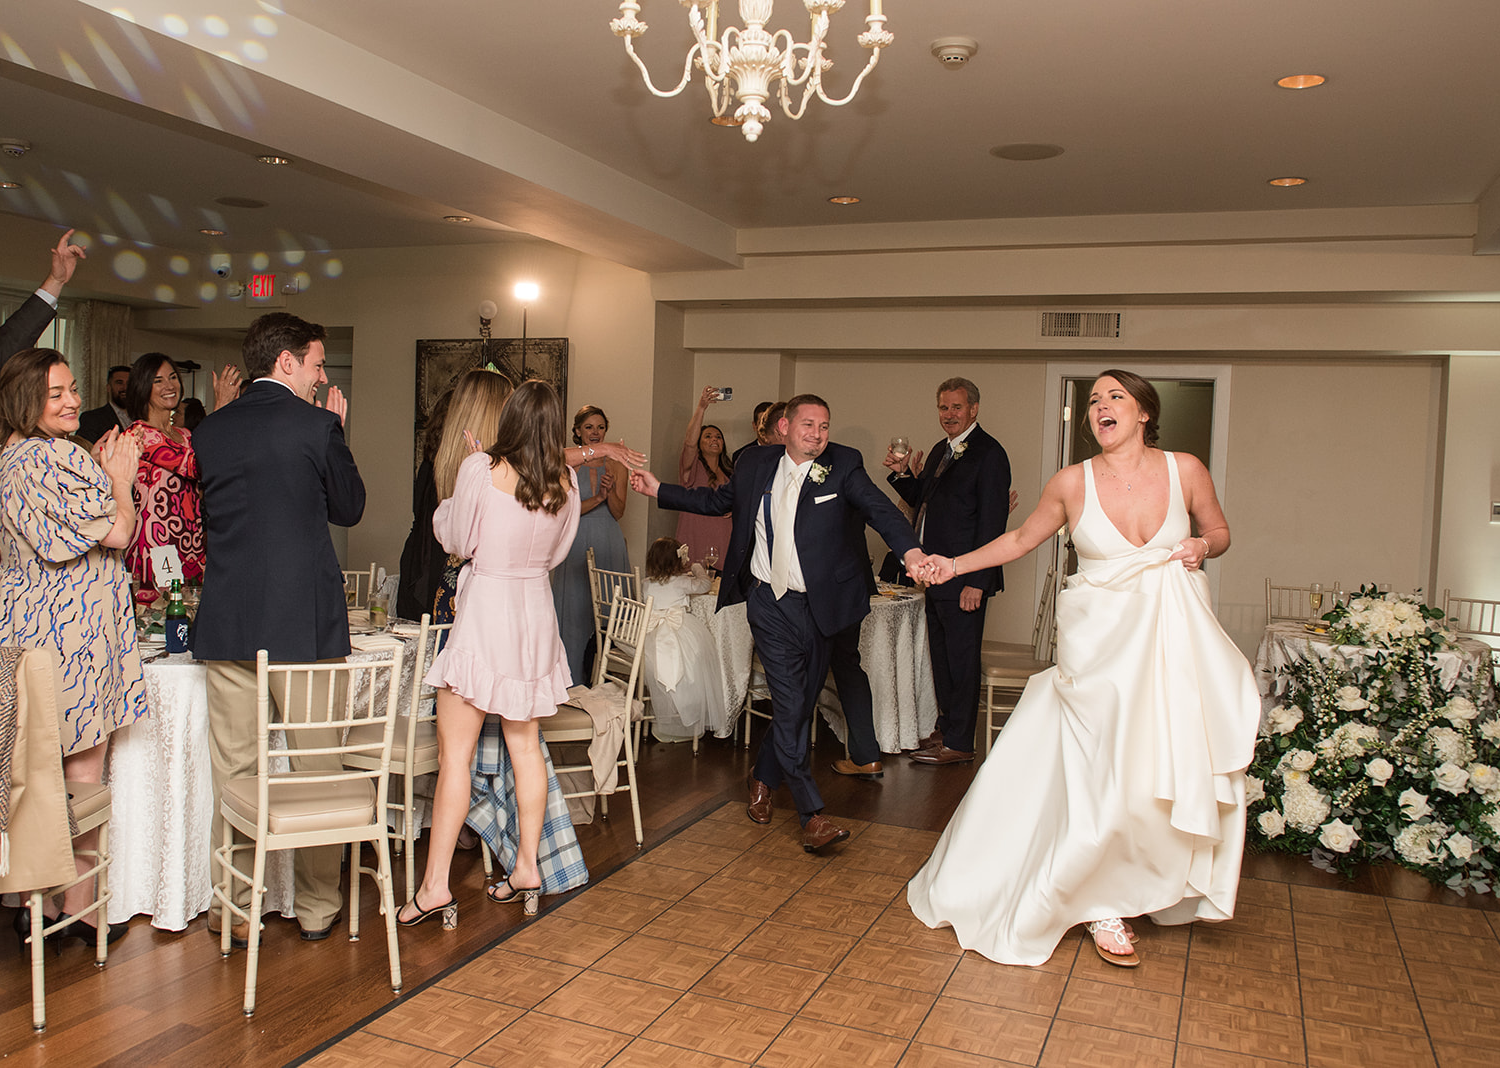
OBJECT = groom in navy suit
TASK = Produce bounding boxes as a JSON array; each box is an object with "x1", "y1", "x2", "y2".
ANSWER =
[{"x1": 632, "y1": 395, "x2": 926, "y2": 852}]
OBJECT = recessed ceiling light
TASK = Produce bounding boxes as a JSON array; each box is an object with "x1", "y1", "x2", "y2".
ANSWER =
[
  {"x1": 1276, "y1": 74, "x2": 1326, "y2": 90},
  {"x1": 0, "y1": 180, "x2": 19, "y2": 189},
  {"x1": 443, "y1": 214, "x2": 473, "y2": 223},
  {"x1": 828, "y1": 196, "x2": 860, "y2": 205},
  {"x1": 990, "y1": 143, "x2": 1064, "y2": 161},
  {"x1": 199, "y1": 228, "x2": 225, "y2": 235},
  {"x1": 1267, "y1": 176, "x2": 1308, "y2": 187},
  {"x1": 710, "y1": 114, "x2": 744, "y2": 127},
  {"x1": 256, "y1": 154, "x2": 293, "y2": 165}
]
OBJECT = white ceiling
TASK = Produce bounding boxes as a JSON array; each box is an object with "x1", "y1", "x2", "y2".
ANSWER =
[{"x1": 3, "y1": 1, "x2": 1500, "y2": 276}]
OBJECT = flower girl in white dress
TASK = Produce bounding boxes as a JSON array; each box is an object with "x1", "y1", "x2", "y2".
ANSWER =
[{"x1": 641, "y1": 537, "x2": 729, "y2": 742}]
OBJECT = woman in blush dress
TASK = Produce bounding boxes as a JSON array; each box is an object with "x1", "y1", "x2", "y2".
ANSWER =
[
  {"x1": 907, "y1": 370, "x2": 1259, "y2": 969},
  {"x1": 674, "y1": 386, "x2": 733, "y2": 566},
  {"x1": 121, "y1": 352, "x2": 239, "y2": 594},
  {"x1": 0, "y1": 349, "x2": 143, "y2": 943},
  {"x1": 397, "y1": 380, "x2": 580, "y2": 928},
  {"x1": 552, "y1": 404, "x2": 630, "y2": 682}
]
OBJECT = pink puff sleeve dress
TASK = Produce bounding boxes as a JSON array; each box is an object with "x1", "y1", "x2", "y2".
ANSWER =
[{"x1": 424, "y1": 451, "x2": 581, "y2": 720}]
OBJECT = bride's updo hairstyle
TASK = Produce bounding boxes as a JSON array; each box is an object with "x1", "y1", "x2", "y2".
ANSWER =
[{"x1": 1095, "y1": 368, "x2": 1161, "y2": 448}]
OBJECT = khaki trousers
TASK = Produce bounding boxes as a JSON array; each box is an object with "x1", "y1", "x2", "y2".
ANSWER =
[{"x1": 205, "y1": 658, "x2": 345, "y2": 931}]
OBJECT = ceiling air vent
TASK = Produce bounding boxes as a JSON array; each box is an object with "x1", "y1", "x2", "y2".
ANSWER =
[{"x1": 1039, "y1": 311, "x2": 1122, "y2": 339}]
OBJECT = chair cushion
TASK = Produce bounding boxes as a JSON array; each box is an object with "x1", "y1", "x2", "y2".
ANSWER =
[
  {"x1": 346, "y1": 719, "x2": 438, "y2": 768},
  {"x1": 543, "y1": 705, "x2": 596, "y2": 738},
  {"x1": 63, "y1": 780, "x2": 111, "y2": 832},
  {"x1": 983, "y1": 658, "x2": 1051, "y2": 681},
  {"x1": 221, "y1": 773, "x2": 376, "y2": 835}
]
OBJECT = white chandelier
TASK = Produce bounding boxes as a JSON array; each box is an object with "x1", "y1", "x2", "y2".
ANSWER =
[{"x1": 610, "y1": 1, "x2": 894, "y2": 143}]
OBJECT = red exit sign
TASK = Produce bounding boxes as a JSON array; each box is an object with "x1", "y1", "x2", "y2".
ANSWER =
[{"x1": 248, "y1": 273, "x2": 276, "y2": 299}]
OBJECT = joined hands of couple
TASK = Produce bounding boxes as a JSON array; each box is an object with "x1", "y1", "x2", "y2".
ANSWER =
[{"x1": 463, "y1": 430, "x2": 647, "y2": 469}]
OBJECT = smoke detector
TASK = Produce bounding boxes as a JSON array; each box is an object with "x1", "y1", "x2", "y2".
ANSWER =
[
  {"x1": 0, "y1": 139, "x2": 31, "y2": 158},
  {"x1": 930, "y1": 37, "x2": 978, "y2": 69}
]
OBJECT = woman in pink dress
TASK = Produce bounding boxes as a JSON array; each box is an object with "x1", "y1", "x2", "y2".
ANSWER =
[
  {"x1": 674, "y1": 385, "x2": 734, "y2": 565},
  {"x1": 398, "y1": 379, "x2": 581, "y2": 928}
]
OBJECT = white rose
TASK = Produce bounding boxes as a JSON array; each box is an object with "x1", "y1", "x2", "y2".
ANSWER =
[
  {"x1": 1282, "y1": 769, "x2": 1310, "y2": 785},
  {"x1": 1392, "y1": 601, "x2": 1417, "y2": 621},
  {"x1": 1445, "y1": 833, "x2": 1475, "y2": 862},
  {"x1": 1257, "y1": 810, "x2": 1286, "y2": 838},
  {"x1": 1265, "y1": 704, "x2": 1303, "y2": 736},
  {"x1": 1480, "y1": 719, "x2": 1500, "y2": 743},
  {"x1": 1245, "y1": 775, "x2": 1266, "y2": 804},
  {"x1": 1334, "y1": 686, "x2": 1369, "y2": 711},
  {"x1": 1365, "y1": 758, "x2": 1394, "y2": 785},
  {"x1": 1468, "y1": 764, "x2": 1500, "y2": 800},
  {"x1": 1444, "y1": 696, "x2": 1479, "y2": 725},
  {"x1": 1433, "y1": 762, "x2": 1471, "y2": 795},
  {"x1": 1288, "y1": 749, "x2": 1316, "y2": 773},
  {"x1": 1484, "y1": 806, "x2": 1500, "y2": 836},
  {"x1": 1319, "y1": 819, "x2": 1360, "y2": 854},
  {"x1": 1398, "y1": 788, "x2": 1431, "y2": 821}
]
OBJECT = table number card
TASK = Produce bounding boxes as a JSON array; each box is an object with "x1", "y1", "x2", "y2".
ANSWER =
[{"x1": 148, "y1": 545, "x2": 185, "y2": 587}]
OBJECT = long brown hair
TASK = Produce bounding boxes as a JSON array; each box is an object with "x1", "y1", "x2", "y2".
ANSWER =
[
  {"x1": 488, "y1": 379, "x2": 570, "y2": 514},
  {"x1": 0, "y1": 348, "x2": 70, "y2": 441},
  {"x1": 434, "y1": 368, "x2": 514, "y2": 500}
]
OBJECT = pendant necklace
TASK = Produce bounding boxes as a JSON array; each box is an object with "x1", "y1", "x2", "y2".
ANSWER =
[{"x1": 1098, "y1": 453, "x2": 1146, "y2": 492}]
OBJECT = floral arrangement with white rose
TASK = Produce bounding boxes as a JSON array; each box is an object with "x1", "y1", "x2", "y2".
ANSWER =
[{"x1": 1248, "y1": 585, "x2": 1500, "y2": 893}]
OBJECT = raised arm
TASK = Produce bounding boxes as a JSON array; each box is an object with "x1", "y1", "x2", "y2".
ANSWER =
[{"x1": 679, "y1": 386, "x2": 717, "y2": 482}]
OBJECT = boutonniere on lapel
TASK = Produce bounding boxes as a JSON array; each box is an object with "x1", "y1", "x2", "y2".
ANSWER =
[
  {"x1": 949, "y1": 441, "x2": 968, "y2": 459},
  {"x1": 808, "y1": 462, "x2": 831, "y2": 485}
]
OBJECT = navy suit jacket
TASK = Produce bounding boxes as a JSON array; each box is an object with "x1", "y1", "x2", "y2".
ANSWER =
[
  {"x1": 0, "y1": 294, "x2": 57, "y2": 363},
  {"x1": 190, "y1": 380, "x2": 365, "y2": 661},
  {"x1": 77, "y1": 403, "x2": 128, "y2": 444},
  {"x1": 889, "y1": 424, "x2": 1011, "y2": 600},
  {"x1": 659, "y1": 441, "x2": 919, "y2": 638}
]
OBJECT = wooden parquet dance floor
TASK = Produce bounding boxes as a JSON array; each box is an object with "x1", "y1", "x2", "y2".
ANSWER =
[
  {"x1": 5, "y1": 729, "x2": 1500, "y2": 1067},
  {"x1": 302, "y1": 801, "x2": 1500, "y2": 1068}
]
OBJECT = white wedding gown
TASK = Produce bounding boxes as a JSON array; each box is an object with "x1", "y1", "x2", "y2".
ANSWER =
[{"x1": 907, "y1": 452, "x2": 1260, "y2": 966}]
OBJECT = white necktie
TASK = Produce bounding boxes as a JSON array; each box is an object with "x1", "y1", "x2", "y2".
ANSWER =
[{"x1": 769, "y1": 469, "x2": 802, "y2": 598}]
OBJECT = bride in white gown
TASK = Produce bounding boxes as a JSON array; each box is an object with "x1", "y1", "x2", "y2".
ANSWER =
[{"x1": 907, "y1": 370, "x2": 1260, "y2": 968}]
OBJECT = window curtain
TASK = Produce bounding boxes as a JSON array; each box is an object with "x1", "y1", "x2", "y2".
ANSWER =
[{"x1": 68, "y1": 299, "x2": 132, "y2": 408}]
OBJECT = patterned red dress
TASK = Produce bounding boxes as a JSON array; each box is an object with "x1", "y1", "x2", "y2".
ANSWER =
[{"x1": 124, "y1": 422, "x2": 205, "y2": 592}]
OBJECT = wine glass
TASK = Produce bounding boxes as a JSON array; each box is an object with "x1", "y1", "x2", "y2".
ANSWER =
[
  {"x1": 704, "y1": 545, "x2": 719, "y2": 572},
  {"x1": 1308, "y1": 582, "x2": 1324, "y2": 624},
  {"x1": 890, "y1": 436, "x2": 910, "y2": 461}
]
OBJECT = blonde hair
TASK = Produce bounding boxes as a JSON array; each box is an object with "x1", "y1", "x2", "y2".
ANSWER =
[{"x1": 434, "y1": 368, "x2": 514, "y2": 500}]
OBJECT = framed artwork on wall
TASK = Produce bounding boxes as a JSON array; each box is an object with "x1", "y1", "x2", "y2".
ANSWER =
[{"x1": 412, "y1": 337, "x2": 568, "y2": 469}]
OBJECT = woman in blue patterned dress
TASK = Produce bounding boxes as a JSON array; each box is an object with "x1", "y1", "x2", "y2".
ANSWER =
[{"x1": 0, "y1": 349, "x2": 144, "y2": 941}]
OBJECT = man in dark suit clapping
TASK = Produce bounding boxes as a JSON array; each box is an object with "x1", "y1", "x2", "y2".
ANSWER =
[
  {"x1": 632, "y1": 394, "x2": 927, "y2": 852},
  {"x1": 191, "y1": 312, "x2": 365, "y2": 944},
  {"x1": 886, "y1": 377, "x2": 1011, "y2": 765}
]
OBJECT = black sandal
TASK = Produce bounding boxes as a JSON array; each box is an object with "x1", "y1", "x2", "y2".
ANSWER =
[
  {"x1": 486, "y1": 877, "x2": 540, "y2": 916},
  {"x1": 397, "y1": 894, "x2": 458, "y2": 930}
]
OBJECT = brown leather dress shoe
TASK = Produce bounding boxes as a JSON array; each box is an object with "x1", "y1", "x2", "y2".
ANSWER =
[
  {"x1": 207, "y1": 918, "x2": 252, "y2": 949},
  {"x1": 831, "y1": 758, "x2": 884, "y2": 781},
  {"x1": 747, "y1": 779, "x2": 774, "y2": 824},
  {"x1": 801, "y1": 814, "x2": 851, "y2": 853},
  {"x1": 909, "y1": 745, "x2": 975, "y2": 765},
  {"x1": 903, "y1": 730, "x2": 943, "y2": 754}
]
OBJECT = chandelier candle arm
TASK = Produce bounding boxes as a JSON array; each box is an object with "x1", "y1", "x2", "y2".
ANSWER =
[{"x1": 611, "y1": 0, "x2": 893, "y2": 143}]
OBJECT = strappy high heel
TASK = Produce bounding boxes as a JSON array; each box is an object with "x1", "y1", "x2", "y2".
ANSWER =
[
  {"x1": 397, "y1": 894, "x2": 458, "y2": 930},
  {"x1": 486, "y1": 877, "x2": 540, "y2": 917}
]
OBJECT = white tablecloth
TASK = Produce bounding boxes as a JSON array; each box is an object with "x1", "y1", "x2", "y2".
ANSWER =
[
  {"x1": 1253, "y1": 619, "x2": 1495, "y2": 717},
  {"x1": 104, "y1": 633, "x2": 415, "y2": 929},
  {"x1": 688, "y1": 590, "x2": 938, "y2": 754}
]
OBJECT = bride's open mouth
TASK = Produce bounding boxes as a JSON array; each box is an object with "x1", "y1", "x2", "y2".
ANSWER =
[{"x1": 1097, "y1": 416, "x2": 1117, "y2": 430}]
